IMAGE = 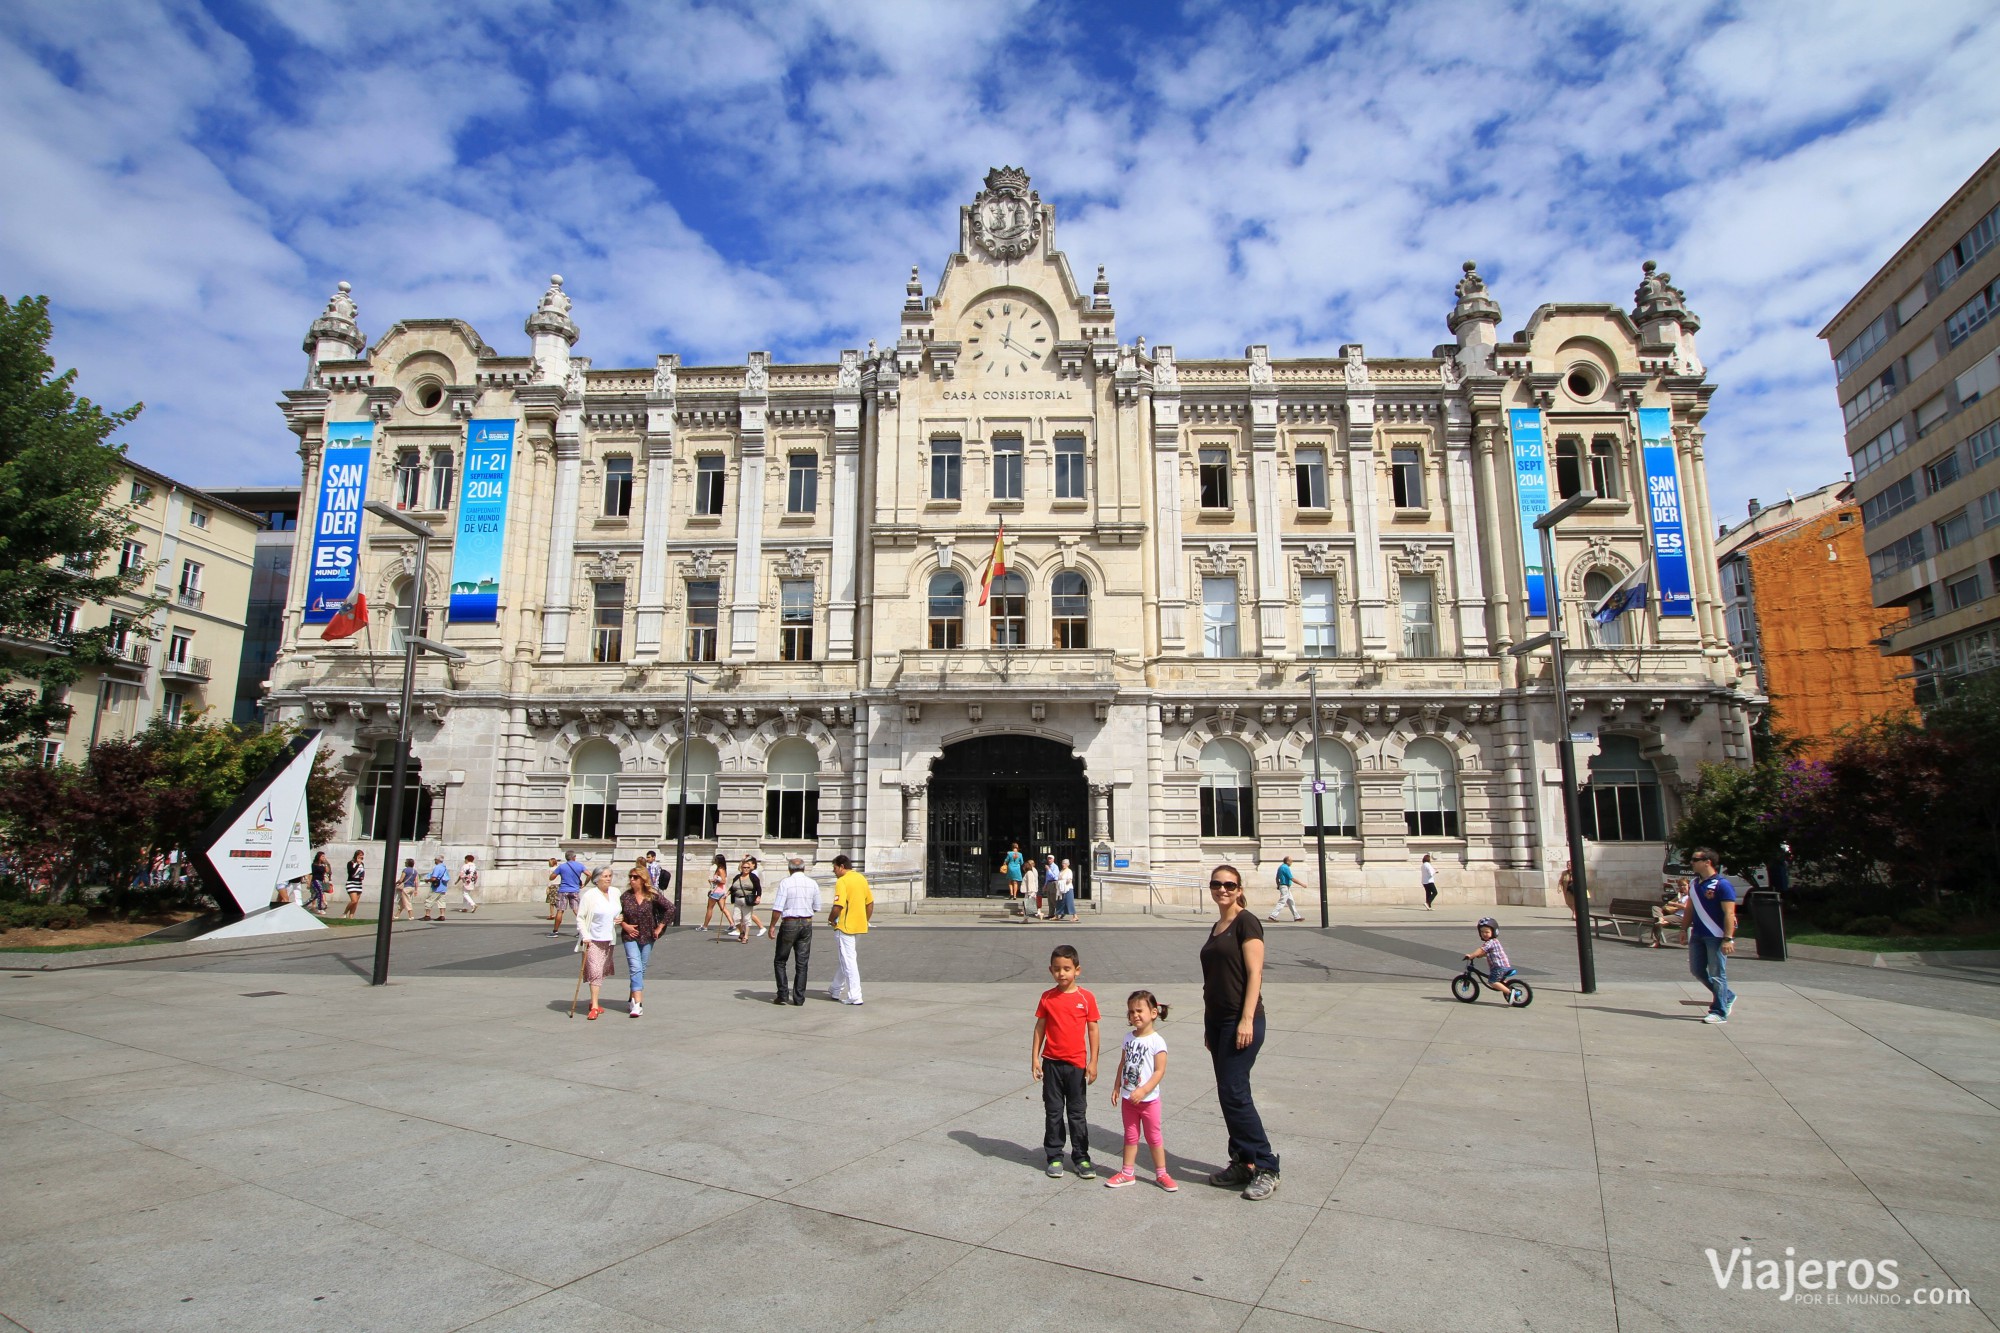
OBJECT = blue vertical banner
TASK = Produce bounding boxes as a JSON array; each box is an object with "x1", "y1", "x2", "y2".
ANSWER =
[
  {"x1": 1638, "y1": 408, "x2": 1695, "y2": 617},
  {"x1": 448, "y1": 419, "x2": 516, "y2": 622},
  {"x1": 1508, "y1": 408, "x2": 1553, "y2": 618},
  {"x1": 302, "y1": 423, "x2": 373, "y2": 623}
]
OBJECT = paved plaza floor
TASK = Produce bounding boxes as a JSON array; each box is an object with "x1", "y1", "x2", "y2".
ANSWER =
[{"x1": 1, "y1": 910, "x2": 1996, "y2": 1330}]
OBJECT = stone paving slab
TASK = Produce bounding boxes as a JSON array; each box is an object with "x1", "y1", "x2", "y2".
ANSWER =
[{"x1": 0, "y1": 962, "x2": 1994, "y2": 1331}]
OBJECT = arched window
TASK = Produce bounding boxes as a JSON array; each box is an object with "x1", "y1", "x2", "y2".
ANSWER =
[
  {"x1": 1401, "y1": 737, "x2": 1460, "y2": 838},
  {"x1": 1581, "y1": 735, "x2": 1665, "y2": 842},
  {"x1": 568, "y1": 740, "x2": 621, "y2": 841},
  {"x1": 356, "y1": 740, "x2": 433, "y2": 840},
  {"x1": 1584, "y1": 570, "x2": 1627, "y2": 647},
  {"x1": 765, "y1": 738, "x2": 819, "y2": 840},
  {"x1": 1198, "y1": 738, "x2": 1256, "y2": 838},
  {"x1": 928, "y1": 571, "x2": 964, "y2": 649},
  {"x1": 666, "y1": 738, "x2": 720, "y2": 840},
  {"x1": 989, "y1": 571, "x2": 1026, "y2": 647},
  {"x1": 1299, "y1": 741, "x2": 1357, "y2": 837},
  {"x1": 1051, "y1": 571, "x2": 1089, "y2": 648}
]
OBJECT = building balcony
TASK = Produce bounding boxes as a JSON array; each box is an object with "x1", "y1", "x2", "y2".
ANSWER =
[
  {"x1": 175, "y1": 588, "x2": 204, "y2": 611},
  {"x1": 161, "y1": 655, "x2": 211, "y2": 682},
  {"x1": 887, "y1": 648, "x2": 1121, "y2": 698}
]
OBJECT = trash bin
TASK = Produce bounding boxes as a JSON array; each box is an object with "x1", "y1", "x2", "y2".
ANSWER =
[{"x1": 1748, "y1": 889, "x2": 1786, "y2": 961}]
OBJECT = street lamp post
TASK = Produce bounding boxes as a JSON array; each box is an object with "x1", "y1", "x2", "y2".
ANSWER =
[
  {"x1": 671, "y1": 669, "x2": 709, "y2": 928},
  {"x1": 1516, "y1": 489, "x2": 1600, "y2": 995},
  {"x1": 1301, "y1": 666, "x2": 1331, "y2": 929},
  {"x1": 362, "y1": 502, "x2": 465, "y2": 987}
]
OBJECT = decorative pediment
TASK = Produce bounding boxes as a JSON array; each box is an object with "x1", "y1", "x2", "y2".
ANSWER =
[
  {"x1": 1198, "y1": 543, "x2": 1247, "y2": 577},
  {"x1": 1388, "y1": 542, "x2": 1447, "y2": 577}
]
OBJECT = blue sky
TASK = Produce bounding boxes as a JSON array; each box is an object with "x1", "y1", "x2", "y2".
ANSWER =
[{"x1": 2, "y1": 0, "x2": 1997, "y2": 523}]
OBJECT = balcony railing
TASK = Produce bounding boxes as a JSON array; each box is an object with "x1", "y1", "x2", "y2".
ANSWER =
[
  {"x1": 175, "y1": 588, "x2": 204, "y2": 611},
  {"x1": 162, "y1": 655, "x2": 211, "y2": 681}
]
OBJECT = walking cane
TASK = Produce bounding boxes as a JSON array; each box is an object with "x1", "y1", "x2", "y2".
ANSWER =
[{"x1": 567, "y1": 945, "x2": 587, "y2": 1019}]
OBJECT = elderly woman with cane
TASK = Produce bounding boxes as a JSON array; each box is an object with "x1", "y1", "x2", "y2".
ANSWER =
[{"x1": 573, "y1": 868, "x2": 619, "y2": 1020}]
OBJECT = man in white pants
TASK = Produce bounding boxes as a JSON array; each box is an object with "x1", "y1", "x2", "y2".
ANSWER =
[{"x1": 827, "y1": 853, "x2": 874, "y2": 1005}]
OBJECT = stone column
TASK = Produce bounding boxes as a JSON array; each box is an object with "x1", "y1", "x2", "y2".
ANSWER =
[
  {"x1": 1090, "y1": 782, "x2": 1113, "y2": 843},
  {"x1": 900, "y1": 782, "x2": 924, "y2": 843},
  {"x1": 1678, "y1": 424, "x2": 1727, "y2": 653},
  {"x1": 1345, "y1": 355, "x2": 1387, "y2": 654},
  {"x1": 1471, "y1": 418, "x2": 1513, "y2": 652},
  {"x1": 730, "y1": 352, "x2": 770, "y2": 659},
  {"x1": 1443, "y1": 396, "x2": 1489, "y2": 655},
  {"x1": 538, "y1": 384, "x2": 584, "y2": 662},
  {"x1": 634, "y1": 356, "x2": 676, "y2": 660},
  {"x1": 1247, "y1": 346, "x2": 1286, "y2": 653},
  {"x1": 829, "y1": 350, "x2": 863, "y2": 659},
  {"x1": 1150, "y1": 350, "x2": 1186, "y2": 651}
]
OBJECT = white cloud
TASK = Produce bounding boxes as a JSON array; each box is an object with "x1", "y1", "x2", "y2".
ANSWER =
[{"x1": 0, "y1": 0, "x2": 1996, "y2": 527}]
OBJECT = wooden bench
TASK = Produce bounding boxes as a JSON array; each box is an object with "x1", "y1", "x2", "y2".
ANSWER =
[{"x1": 1589, "y1": 898, "x2": 1676, "y2": 944}]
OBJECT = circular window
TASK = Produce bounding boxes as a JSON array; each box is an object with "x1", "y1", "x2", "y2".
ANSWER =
[
  {"x1": 1564, "y1": 366, "x2": 1600, "y2": 400},
  {"x1": 413, "y1": 380, "x2": 445, "y2": 411}
]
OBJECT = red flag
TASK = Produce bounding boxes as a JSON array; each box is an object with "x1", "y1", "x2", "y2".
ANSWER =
[
  {"x1": 978, "y1": 523, "x2": 1006, "y2": 606},
  {"x1": 321, "y1": 590, "x2": 368, "y2": 641}
]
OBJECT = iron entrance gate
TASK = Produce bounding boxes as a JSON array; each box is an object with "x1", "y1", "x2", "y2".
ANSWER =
[{"x1": 925, "y1": 735, "x2": 1090, "y2": 899}]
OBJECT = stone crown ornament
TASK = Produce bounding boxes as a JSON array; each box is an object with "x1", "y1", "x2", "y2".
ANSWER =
[{"x1": 971, "y1": 166, "x2": 1042, "y2": 263}]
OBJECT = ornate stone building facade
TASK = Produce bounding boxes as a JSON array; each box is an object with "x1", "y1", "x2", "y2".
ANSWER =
[{"x1": 265, "y1": 169, "x2": 1752, "y2": 907}]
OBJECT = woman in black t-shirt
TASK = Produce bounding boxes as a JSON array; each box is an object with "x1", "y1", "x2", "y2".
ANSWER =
[{"x1": 1199, "y1": 863, "x2": 1280, "y2": 1200}]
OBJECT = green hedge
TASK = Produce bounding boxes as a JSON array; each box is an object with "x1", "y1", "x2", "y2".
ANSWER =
[{"x1": 0, "y1": 903, "x2": 91, "y2": 931}]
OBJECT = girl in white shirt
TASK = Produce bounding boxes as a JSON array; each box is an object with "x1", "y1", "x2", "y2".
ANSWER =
[
  {"x1": 1057, "y1": 859, "x2": 1077, "y2": 921},
  {"x1": 457, "y1": 854, "x2": 480, "y2": 913},
  {"x1": 1104, "y1": 990, "x2": 1175, "y2": 1191},
  {"x1": 576, "y1": 869, "x2": 619, "y2": 1020}
]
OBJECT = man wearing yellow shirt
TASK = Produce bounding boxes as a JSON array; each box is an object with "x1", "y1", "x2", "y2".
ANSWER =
[{"x1": 827, "y1": 853, "x2": 874, "y2": 1006}]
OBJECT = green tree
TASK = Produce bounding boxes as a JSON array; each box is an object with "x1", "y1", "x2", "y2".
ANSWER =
[
  {"x1": 1671, "y1": 730, "x2": 1800, "y2": 876},
  {"x1": 0, "y1": 295, "x2": 149, "y2": 754}
]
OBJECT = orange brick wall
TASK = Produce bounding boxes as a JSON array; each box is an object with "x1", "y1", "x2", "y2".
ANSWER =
[{"x1": 1746, "y1": 502, "x2": 1914, "y2": 750}]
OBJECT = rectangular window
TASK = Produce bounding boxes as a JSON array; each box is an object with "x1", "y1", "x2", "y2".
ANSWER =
[
  {"x1": 1834, "y1": 311, "x2": 1892, "y2": 380},
  {"x1": 1202, "y1": 576, "x2": 1238, "y2": 657},
  {"x1": 1926, "y1": 449, "x2": 1963, "y2": 493},
  {"x1": 1898, "y1": 281, "x2": 1931, "y2": 325},
  {"x1": 430, "y1": 451, "x2": 456, "y2": 511},
  {"x1": 163, "y1": 691, "x2": 186, "y2": 726},
  {"x1": 1391, "y1": 447, "x2": 1425, "y2": 508},
  {"x1": 1842, "y1": 367, "x2": 1896, "y2": 426},
  {"x1": 989, "y1": 576, "x2": 1025, "y2": 647},
  {"x1": 1906, "y1": 336, "x2": 1941, "y2": 384},
  {"x1": 1980, "y1": 488, "x2": 2000, "y2": 530},
  {"x1": 178, "y1": 560, "x2": 203, "y2": 609},
  {"x1": 1870, "y1": 531, "x2": 1928, "y2": 579},
  {"x1": 119, "y1": 540, "x2": 146, "y2": 575},
  {"x1": 1945, "y1": 277, "x2": 2000, "y2": 348},
  {"x1": 765, "y1": 777, "x2": 819, "y2": 841},
  {"x1": 779, "y1": 578, "x2": 813, "y2": 660},
  {"x1": 1973, "y1": 421, "x2": 2000, "y2": 471},
  {"x1": 1946, "y1": 572, "x2": 1983, "y2": 611},
  {"x1": 1916, "y1": 393, "x2": 1950, "y2": 437},
  {"x1": 1589, "y1": 437, "x2": 1621, "y2": 498},
  {"x1": 1554, "y1": 437, "x2": 1584, "y2": 499},
  {"x1": 40, "y1": 740, "x2": 62, "y2": 767},
  {"x1": 1053, "y1": 434, "x2": 1086, "y2": 500},
  {"x1": 1301, "y1": 577, "x2": 1337, "y2": 657},
  {"x1": 1199, "y1": 448, "x2": 1231, "y2": 509},
  {"x1": 592, "y1": 581, "x2": 625, "y2": 662},
  {"x1": 1936, "y1": 510, "x2": 1973, "y2": 551},
  {"x1": 129, "y1": 481, "x2": 153, "y2": 506},
  {"x1": 50, "y1": 604, "x2": 76, "y2": 639},
  {"x1": 394, "y1": 451, "x2": 423, "y2": 508},
  {"x1": 930, "y1": 436, "x2": 961, "y2": 500},
  {"x1": 167, "y1": 631, "x2": 191, "y2": 667},
  {"x1": 1199, "y1": 777, "x2": 1255, "y2": 839},
  {"x1": 694, "y1": 456, "x2": 726, "y2": 516},
  {"x1": 1956, "y1": 352, "x2": 2000, "y2": 407},
  {"x1": 786, "y1": 453, "x2": 818, "y2": 514},
  {"x1": 1861, "y1": 473, "x2": 1920, "y2": 526},
  {"x1": 1051, "y1": 576, "x2": 1089, "y2": 649},
  {"x1": 1294, "y1": 447, "x2": 1327, "y2": 509},
  {"x1": 188, "y1": 508, "x2": 209, "y2": 529},
  {"x1": 1852, "y1": 420, "x2": 1910, "y2": 478},
  {"x1": 1935, "y1": 200, "x2": 2000, "y2": 291},
  {"x1": 602, "y1": 457, "x2": 632, "y2": 517},
  {"x1": 1400, "y1": 575, "x2": 1437, "y2": 657},
  {"x1": 685, "y1": 579, "x2": 718, "y2": 661},
  {"x1": 991, "y1": 435, "x2": 1023, "y2": 501}
]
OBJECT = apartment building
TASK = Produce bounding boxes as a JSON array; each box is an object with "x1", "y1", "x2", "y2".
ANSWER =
[
  {"x1": 1823, "y1": 148, "x2": 2000, "y2": 703},
  {"x1": 42, "y1": 461, "x2": 261, "y2": 763}
]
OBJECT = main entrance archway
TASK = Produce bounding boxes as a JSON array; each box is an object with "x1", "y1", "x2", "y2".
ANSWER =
[{"x1": 926, "y1": 735, "x2": 1090, "y2": 900}]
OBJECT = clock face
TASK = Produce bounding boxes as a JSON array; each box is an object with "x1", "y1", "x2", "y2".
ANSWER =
[{"x1": 966, "y1": 301, "x2": 1048, "y2": 377}]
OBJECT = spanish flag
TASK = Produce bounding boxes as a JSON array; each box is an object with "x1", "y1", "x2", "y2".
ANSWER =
[{"x1": 978, "y1": 523, "x2": 1007, "y2": 606}]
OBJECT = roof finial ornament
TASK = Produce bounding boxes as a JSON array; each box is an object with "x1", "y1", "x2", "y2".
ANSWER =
[
  {"x1": 1633, "y1": 259, "x2": 1697, "y2": 332},
  {"x1": 1093, "y1": 264, "x2": 1111, "y2": 310},
  {"x1": 526, "y1": 272, "x2": 579, "y2": 346},
  {"x1": 905, "y1": 265, "x2": 924, "y2": 311},
  {"x1": 304, "y1": 280, "x2": 363, "y2": 359}
]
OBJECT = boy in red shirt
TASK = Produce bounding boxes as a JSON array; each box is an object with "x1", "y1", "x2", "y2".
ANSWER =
[{"x1": 1031, "y1": 944, "x2": 1101, "y2": 1178}]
